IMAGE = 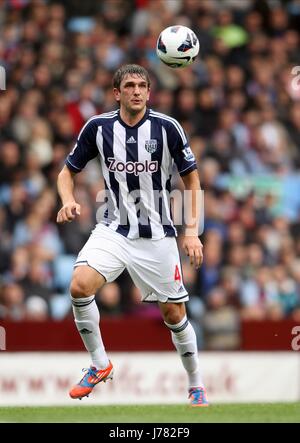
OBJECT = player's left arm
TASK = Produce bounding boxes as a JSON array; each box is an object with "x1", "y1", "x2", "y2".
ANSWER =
[
  {"x1": 181, "y1": 169, "x2": 203, "y2": 269},
  {"x1": 165, "y1": 119, "x2": 203, "y2": 268}
]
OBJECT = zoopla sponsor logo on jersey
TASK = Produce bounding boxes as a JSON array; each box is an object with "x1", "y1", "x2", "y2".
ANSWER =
[{"x1": 107, "y1": 157, "x2": 158, "y2": 176}]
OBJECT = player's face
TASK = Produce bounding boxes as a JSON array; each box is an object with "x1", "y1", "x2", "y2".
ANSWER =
[{"x1": 114, "y1": 74, "x2": 150, "y2": 114}]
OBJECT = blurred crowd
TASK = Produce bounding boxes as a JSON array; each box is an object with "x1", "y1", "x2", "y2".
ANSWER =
[{"x1": 1, "y1": 0, "x2": 300, "y2": 350}]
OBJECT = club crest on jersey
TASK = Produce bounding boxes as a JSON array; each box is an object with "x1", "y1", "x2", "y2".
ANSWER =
[{"x1": 145, "y1": 139, "x2": 157, "y2": 154}]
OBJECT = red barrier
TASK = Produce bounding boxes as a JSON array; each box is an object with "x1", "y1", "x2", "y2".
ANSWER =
[
  {"x1": 0, "y1": 317, "x2": 173, "y2": 352},
  {"x1": 1, "y1": 319, "x2": 299, "y2": 351},
  {"x1": 240, "y1": 319, "x2": 300, "y2": 351}
]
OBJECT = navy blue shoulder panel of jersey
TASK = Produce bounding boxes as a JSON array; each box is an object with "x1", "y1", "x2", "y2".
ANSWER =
[
  {"x1": 163, "y1": 118, "x2": 197, "y2": 176},
  {"x1": 65, "y1": 114, "x2": 117, "y2": 173},
  {"x1": 149, "y1": 111, "x2": 197, "y2": 177}
]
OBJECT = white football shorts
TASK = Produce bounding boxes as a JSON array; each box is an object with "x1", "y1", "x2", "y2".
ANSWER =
[{"x1": 74, "y1": 224, "x2": 188, "y2": 303}]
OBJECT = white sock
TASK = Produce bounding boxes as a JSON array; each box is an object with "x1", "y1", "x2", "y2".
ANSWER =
[
  {"x1": 164, "y1": 315, "x2": 204, "y2": 389},
  {"x1": 71, "y1": 295, "x2": 109, "y2": 370}
]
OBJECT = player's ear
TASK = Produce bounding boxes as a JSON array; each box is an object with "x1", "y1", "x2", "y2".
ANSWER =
[
  {"x1": 146, "y1": 88, "x2": 150, "y2": 101},
  {"x1": 113, "y1": 87, "x2": 121, "y2": 102}
]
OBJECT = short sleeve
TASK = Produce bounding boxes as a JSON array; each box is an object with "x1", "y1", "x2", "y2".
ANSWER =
[
  {"x1": 65, "y1": 118, "x2": 99, "y2": 173},
  {"x1": 165, "y1": 119, "x2": 197, "y2": 176}
]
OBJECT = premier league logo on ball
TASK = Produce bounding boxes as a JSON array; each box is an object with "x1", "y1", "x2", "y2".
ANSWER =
[{"x1": 145, "y1": 139, "x2": 157, "y2": 154}]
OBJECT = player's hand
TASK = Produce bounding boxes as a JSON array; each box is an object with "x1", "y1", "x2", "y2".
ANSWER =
[
  {"x1": 182, "y1": 235, "x2": 203, "y2": 269},
  {"x1": 56, "y1": 201, "x2": 81, "y2": 224}
]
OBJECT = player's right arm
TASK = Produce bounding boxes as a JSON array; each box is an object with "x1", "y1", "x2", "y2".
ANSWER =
[
  {"x1": 56, "y1": 165, "x2": 81, "y2": 224},
  {"x1": 56, "y1": 117, "x2": 99, "y2": 224}
]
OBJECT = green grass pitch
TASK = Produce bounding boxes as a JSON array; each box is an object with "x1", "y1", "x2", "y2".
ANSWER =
[{"x1": 0, "y1": 403, "x2": 300, "y2": 423}]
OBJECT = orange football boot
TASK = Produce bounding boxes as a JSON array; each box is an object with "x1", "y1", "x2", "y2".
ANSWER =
[
  {"x1": 69, "y1": 361, "x2": 114, "y2": 400},
  {"x1": 188, "y1": 387, "x2": 209, "y2": 407}
]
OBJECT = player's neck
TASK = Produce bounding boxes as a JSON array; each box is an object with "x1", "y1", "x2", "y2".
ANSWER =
[{"x1": 119, "y1": 107, "x2": 147, "y2": 127}]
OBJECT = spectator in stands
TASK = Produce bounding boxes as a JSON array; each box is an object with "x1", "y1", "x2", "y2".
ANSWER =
[
  {"x1": 203, "y1": 286, "x2": 240, "y2": 350},
  {"x1": 95, "y1": 283, "x2": 123, "y2": 317},
  {"x1": 0, "y1": 283, "x2": 26, "y2": 321},
  {"x1": 240, "y1": 266, "x2": 281, "y2": 320}
]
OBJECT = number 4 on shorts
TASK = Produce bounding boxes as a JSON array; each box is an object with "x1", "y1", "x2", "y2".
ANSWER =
[{"x1": 174, "y1": 264, "x2": 181, "y2": 282}]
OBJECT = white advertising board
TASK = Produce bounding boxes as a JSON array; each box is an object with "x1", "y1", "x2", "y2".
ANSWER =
[{"x1": 0, "y1": 352, "x2": 299, "y2": 405}]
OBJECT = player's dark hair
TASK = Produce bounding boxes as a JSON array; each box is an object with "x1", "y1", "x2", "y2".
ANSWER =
[{"x1": 113, "y1": 64, "x2": 151, "y2": 90}]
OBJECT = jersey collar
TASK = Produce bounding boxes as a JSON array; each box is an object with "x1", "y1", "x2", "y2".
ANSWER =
[{"x1": 117, "y1": 108, "x2": 150, "y2": 129}]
